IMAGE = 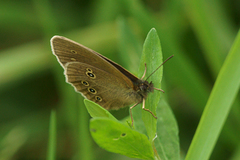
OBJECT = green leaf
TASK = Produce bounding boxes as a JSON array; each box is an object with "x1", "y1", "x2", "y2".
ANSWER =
[
  {"x1": 84, "y1": 99, "x2": 117, "y2": 121},
  {"x1": 133, "y1": 28, "x2": 163, "y2": 141},
  {"x1": 90, "y1": 118, "x2": 154, "y2": 160},
  {"x1": 154, "y1": 99, "x2": 180, "y2": 160}
]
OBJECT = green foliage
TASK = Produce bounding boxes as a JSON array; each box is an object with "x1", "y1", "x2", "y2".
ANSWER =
[
  {"x1": 47, "y1": 110, "x2": 57, "y2": 160},
  {"x1": 155, "y1": 100, "x2": 180, "y2": 160},
  {"x1": 90, "y1": 118, "x2": 154, "y2": 160},
  {"x1": 84, "y1": 99, "x2": 117, "y2": 121},
  {"x1": 139, "y1": 28, "x2": 162, "y2": 142},
  {"x1": 185, "y1": 30, "x2": 240, "y2": 160},
  {"x1": 1, "y1": 0, "x2": 240, "y2": 160},
  {"x1": 84, "y1": 28, "x2": 179, "y2": 160}
]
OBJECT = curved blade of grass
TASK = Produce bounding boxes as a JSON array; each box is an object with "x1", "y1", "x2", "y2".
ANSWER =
[
  {"x1": 47, "y1": 110, "x2": 57, "y2": 160},
  {"x1": 90, "y1": 118, "x2": 154, "y2": 160},
  {"x1": 185, "y1": 30, "x2": 240, "y2": 160}
]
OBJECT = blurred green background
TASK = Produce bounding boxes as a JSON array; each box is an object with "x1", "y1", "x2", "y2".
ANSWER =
[{"x1": 0, "y1": 0, "x2": 240, "y2": 159}]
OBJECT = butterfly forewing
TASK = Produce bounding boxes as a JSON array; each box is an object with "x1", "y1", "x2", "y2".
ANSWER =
[
  {"x1": 65, "y1": 62, "x2": 141, "y2": 110},
  {"x1": 51, "y1": 36, "x2": 136, "y2": 83}
]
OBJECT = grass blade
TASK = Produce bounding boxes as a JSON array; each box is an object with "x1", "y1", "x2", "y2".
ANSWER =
[
  {"x1": 47, "y1": 110, "x2": 57, "y2": 160},
  {"x1": 185, "y1": 29, "x2": 240, "y2": 160}
]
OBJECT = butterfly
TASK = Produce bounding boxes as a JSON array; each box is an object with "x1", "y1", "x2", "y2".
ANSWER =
[{"x1": 51, "y1": 36, "x2": 173, "y2": 125}]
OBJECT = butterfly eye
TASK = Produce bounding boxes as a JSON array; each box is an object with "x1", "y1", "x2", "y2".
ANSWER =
[
  {"x1": 71, "y1": 50, "x2": 77, "y2": 54},
  {"x1": 81, "y1": 80, "x2": 89, "y2": 86},
  {"x1": 95, "y1": 96, "x2": 102, "y2": 102},
  {"x1": 86, "y1": 72, "x2": 96, "y2": 79},
  {"x1": 88, "y1": 88, "x2": 97, "y2": 94}
]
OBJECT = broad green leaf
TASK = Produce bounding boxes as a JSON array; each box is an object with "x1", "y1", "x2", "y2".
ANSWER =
[
  {"x1": 154, "y1": 99, "x2": 180, "y2": 160},
  {"x1": 90, "y1": 118, "x2": 154, "y2": 160},
  {"x1": 133, "y1": 28, "x2": 163, "y2": 141},
  {"x1": 84, "y1": 99, "x2": 117, "y2": 121}
]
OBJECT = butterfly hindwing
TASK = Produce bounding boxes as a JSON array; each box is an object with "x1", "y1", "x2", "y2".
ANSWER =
[{"x1": 65, "y1": 62, "x2": 141, "y2": 110}]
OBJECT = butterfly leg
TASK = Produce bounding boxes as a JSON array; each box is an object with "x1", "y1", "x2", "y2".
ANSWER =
[
  {"x1": 130, "y1": 102, "x2": 140, "y2": 126},
  {"x1": 153, "y1": 87, "x2": 165, "y2": 93},
  {"x1": 141, "y1": 63, "x2": 147, "y2": 79},
  {"x1": 142, "y1": 98, "x2": 157, "y2": 119}
]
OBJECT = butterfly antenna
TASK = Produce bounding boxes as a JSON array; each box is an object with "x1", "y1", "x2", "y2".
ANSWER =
[{"x1": 146, "y1": 55, "x2": 174, "y2": 80}]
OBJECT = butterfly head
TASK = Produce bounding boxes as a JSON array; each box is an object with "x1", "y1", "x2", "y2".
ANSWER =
[{"x1": 136, "y1": 79, "x2": 154, "y2": 99}]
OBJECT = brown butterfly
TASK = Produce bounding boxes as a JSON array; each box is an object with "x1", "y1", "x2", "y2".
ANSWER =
[{"x1": 51, "y1": 36, "x2": 173, "y2": 125}]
